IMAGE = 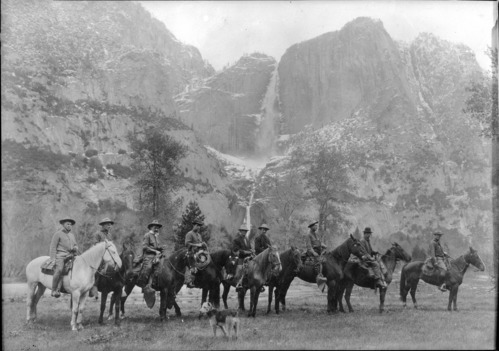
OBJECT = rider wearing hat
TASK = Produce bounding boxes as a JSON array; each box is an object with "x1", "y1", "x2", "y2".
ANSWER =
[
  {"x1": 49, "y1": 217, "x2": 79, "y2": 298},
  {"x1": 305, "y1": 221, "x2": 328, "y2": 290},
  {"x1": 233, "y1": 223, "x2": 256, "y2": 292},
  {"x1": 254, "y1": 223, "x2": 271, "y2": 256},
  {"x1": 140, "y1": 220, "x2": 165, "y2": 294},
  {"x1": 360, "y1": 227, "x2": 387, "y2": 289},
  {"x1": 89, "y1": 217, "x2": 115, "y2": 298},
  {"x1": 429, "y1": 231, "x2": 450, "y2": 291},
  {"x1": 184, "y1": 219, "x2": 208, "y2": 288}
]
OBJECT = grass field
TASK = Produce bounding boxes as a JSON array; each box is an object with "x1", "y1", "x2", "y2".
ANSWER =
[{"x1": 2, "y1": 271, "x2": 496, "y2": 350}]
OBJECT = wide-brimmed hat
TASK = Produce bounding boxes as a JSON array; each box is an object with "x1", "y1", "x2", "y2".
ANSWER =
[
  {"x1": 239, "y1": 224, "x2": 249, "y2": 231},
  {"x1": 99, "y1": 217, "x2": 115, "y2": 226},
  {"x1": 192, "y1": 220, "x2": 204, "y2": 226},
  {"x1": 59, "y1": 217, "x2": 76, "y2": 225},
  {"x1": 258, "y1": 223, "x2": 270, "y2": 230},
  {"x1": 308, "y1": 221, "x2": 318, "y2": 228},
  {"x1": 147, "y1": 220, "x2": 163, "y2": 229},
  {"x1": 433, "y1": 232, "x2": 444, "y2": 236},
  {"x1": 363, "y1": 227, "x2": 373, "y2": 234}
]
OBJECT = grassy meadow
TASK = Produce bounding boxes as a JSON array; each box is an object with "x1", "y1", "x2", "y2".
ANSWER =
[{"x1": 2, "y1": 272, "x2": 496, "y2": 350}]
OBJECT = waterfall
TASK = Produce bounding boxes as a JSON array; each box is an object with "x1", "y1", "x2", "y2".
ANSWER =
[
  {"x1": 256, "y1": 64, "x2": 280, "y2": 156},
  {"x1": 245, "y1": 178, "x2": 257, "y2": 245}
]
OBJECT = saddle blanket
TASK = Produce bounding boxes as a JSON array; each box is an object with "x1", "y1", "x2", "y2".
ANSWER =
[{"x1": 40, "y1": 257, "x2": 73, "y2": 276}]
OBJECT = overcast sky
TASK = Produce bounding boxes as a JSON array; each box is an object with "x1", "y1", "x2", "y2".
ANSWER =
[{"x1": 139, "y1": 1, "x2": 495, "y2": 71}]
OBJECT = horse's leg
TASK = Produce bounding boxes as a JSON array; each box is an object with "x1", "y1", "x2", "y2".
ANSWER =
[
  {"x1": 222, "y1": 282, "x2": 230, "y2": 309},
  {"x1": 453, "y1": 286, "x2": 459, "y2": 311},
  {"x1": 113, "y1": 288, "x2": 122, "y2": 326},
  {"x1": 274, "y1": 286, "x2": 280, "y2": 314},
  {"x1": 120, "y1": 283, "x2": 134, "y2": 319},
  {"x1": 267, "y1": 284, "x2": 274, "y2": 314},
  {"x1": 344, "y1": 282, "x2": 354, "y2": 313},
  {"x1": 212, "y1": 283, "x2": 221, "y2": 309},
  {"x1": 327, "y1": 280, "x2": 337, "y2": 314},
  {"x1": 337, "y1": 282, "x2": 346, "y2": 313},
  {"x1": 410, "y1": 280, "x2": 419, "y2": 309},
  {"x1": 99, "y1": 290, "x2": 108, "y2": 324},
  {"x1": 379, "y1": 287, "x2": 387, "y2": 313},
  {"x1": 27, "y1": 281, "x2": 44, "y2": 322},
  {"x1": 159, "y1": 289, "x2": 167, "y2": 322},
  {"x1": 201, "y1": 288, "x2": 208, "y2": 306},
  {"x1": 248, "y1": 288, "x2": 254, "y2": 317}
]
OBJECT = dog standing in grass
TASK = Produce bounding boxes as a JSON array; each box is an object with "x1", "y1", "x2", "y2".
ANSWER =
[{"x1": 199, "y1": 302, "x2": 240, "y2": 340}]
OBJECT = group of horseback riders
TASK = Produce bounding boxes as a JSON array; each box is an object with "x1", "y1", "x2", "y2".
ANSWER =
[{"x1": 48, "y1": 215, "x2": 452, "y2": 299}]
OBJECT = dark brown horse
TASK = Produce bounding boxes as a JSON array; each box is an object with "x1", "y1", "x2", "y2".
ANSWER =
[
  {"x1": 119, "y1": 248, "x2": 221, "y2": 321},
  {"x1": 97, "y1": 241, "x2": 135, "y2": 325},
  {"x1": 267, "y1": 246, "x2": 303, "y2": 314},
  {"x1": 200, "y1": 249, "x2": 238, "y2": 309},
  {"x1": 400, "y1": 246, "x2": 485, "y2": 311},
  {"x1": 274, "y1": 234, "x2": 367, "y2": 314},
  {"x1": 245, "y1": 245, "x2": 282, "y2": 317},
  {"x1": 337, "y1": 242, "x2": 411, "y2": 313}
]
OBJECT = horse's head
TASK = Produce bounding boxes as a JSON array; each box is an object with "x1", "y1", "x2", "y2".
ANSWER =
[
  {"x1": 348, "y1": 234, "x2": 367, "y2": 260},
  {"x1": 268, "y1": 245, "x2": 282, "y2": 276},
  {"x1": 290, "y1": 245, "x2": 303, "y2": 273},
  {"x1": 465, "y1": 246, "x2": 485, "y2": 271},
  {"x1": 224, "y1": 251, "x2": 239, "y2": 276},
  {"x1": 391, "y1": 242, "x2": 412, "y2": 262},
  {"x1": 103, "y1": 240, "x2": 122, "y2": 270},
  {"x1": 120, "y1": 241, "x2": 136, "y2": 280}
]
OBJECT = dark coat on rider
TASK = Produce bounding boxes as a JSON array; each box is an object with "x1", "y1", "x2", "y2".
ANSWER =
[
  {"x1": 429, "y1": 239, "x2": 445, "y2": 258},
  {"x1": 232, "y1": 233, "x2": 253, "y2": 259},
  {"x1": 254, "y1": 233, "x2": 271, "y2": 256},
  {"x1": 306, "y1": 230, "x2": 323, "y2": 256},
  {"x1": 360, "y1": 237, "x2": 375, "y2": 257},
  {"x1": 142, "y1": 230, "x2": 162, "y2": 257},
  {"x1": 185, "y1": 230, "x2": 204, "y2": 252}
]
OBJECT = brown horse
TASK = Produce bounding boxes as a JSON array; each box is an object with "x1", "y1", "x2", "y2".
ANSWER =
[
  {"x1": 274, "y1": 234, "x2": 367, "y2": 314},
  {"x1": 245, "y1": 245, "x2": 282, "y2": 317},
  {"x1": 267, "y1": 246, "x2": 303, "y2": 314},
  {"x1": 400, "y1": 246, "x2": 485, "y2": 311},
  {"x1": 119, "y1": 248, "x2": 221, "y2": 321},
  {"x1": 99, "y1": 241, "x2": 135, "y2": 324},
  {"x1": 337, "y1": 242, "x2": 411, "y2": 313}
]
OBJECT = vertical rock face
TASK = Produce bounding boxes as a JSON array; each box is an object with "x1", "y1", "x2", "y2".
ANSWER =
[
  {"x1": 278, "y1": 17, "x2": 418, "y2": 134},
  {"x1": 175, "y1": 53, "x2": 276, "y2": 155}
]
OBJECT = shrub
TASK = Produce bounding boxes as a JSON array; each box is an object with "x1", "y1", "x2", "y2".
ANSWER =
[{"x1": 85, "y1": 149, "x2": 98, "y2": 158}]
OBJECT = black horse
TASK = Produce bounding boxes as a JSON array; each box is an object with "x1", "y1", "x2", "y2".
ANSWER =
[
  {"x1": 96, "y1": 241, "x2": 135, "y2": 325},
  {"x1": 200, "y1": 249, "x2": 238, "y2": 309},
  {"x1": 119, "y1": 248, "x2": 221, "y2": 321},
  {"x1": 267, "y1": 246, "x2": 303, "y2": 314},
  {"x1": 336, "y1": 242, "x2": 411, "y2": 313},
  {"x1": 400, "y1": 246, "x2": 485, "y2": 311},
  {"x1": 274, "y1": 234, "x2": 367, "y2": 314}
]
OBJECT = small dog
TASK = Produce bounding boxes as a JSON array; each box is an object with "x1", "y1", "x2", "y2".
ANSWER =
[{"x1": 199, "y1": 302, "x2": 240, "y2": 340}]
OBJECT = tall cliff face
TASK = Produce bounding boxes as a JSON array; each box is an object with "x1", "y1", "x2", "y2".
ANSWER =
[
  {"x1": 175, "y1": 53, "x2": 276, "y2": 155},
  {"x1": 278, "y1": 18, "x2": 419, "y2": 135}
]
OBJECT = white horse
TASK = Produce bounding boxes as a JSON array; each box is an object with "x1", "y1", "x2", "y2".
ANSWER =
[{"x1": 25, "y1": 240, "x2": 122, "y2": 331}]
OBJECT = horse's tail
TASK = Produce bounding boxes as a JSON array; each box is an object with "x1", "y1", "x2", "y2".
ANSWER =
[{"x1": 399, "y1": 264, "x2": 407, "y2": 300}]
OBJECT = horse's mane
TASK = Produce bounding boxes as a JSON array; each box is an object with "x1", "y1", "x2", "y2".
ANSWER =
[{"x1": 329, "y1": 237, "x2": 353, "y2": 262}]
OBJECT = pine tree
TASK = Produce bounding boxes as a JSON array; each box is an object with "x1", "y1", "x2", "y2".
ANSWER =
[{"x1": 174, "y1": 201, "x2": 210, "y2": 250}]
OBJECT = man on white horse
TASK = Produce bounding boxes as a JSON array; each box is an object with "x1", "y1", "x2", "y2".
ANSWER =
[
  {"x1": 49, "y1": 217, "x2": 79, "y2": 298},
  {"x1": 89, "y1": 217, "x2": 115, "y2": 298}
]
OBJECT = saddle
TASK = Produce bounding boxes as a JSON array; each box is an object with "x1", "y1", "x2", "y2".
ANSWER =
[
  {"x1": 422, "y1": 257, "x2": 442, "y2": 278},
  {"x1": 40, "y1": 256, "x2": 75, "y2": 276}
]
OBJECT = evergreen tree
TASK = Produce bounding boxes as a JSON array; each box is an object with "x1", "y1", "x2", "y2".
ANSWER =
[{"x1": 174, "y1": 201, "x2": 210, "y2": 250}]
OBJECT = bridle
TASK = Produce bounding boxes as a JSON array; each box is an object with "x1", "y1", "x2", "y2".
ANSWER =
[{"x1": 268, "y1": 249, "x2": 281, "y2": 275}]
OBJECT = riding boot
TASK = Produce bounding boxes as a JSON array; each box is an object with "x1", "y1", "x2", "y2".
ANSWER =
[
  {"x1": 439, "y1": 283, "x2": 447, "y2": 292},
  {"x1": 315, "y1": 262, "x2": 327, "y2": 292},
  {"x1": 235, "y1": 276, "x2": 245, "y2": 292},
  {"x1": 51, "y1": 268, "x2": 62, "y2": 298}
]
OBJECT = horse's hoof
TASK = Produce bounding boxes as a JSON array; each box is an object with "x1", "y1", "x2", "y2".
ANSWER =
[
  {"x1": 98, "y1": 320, "x2": 104, "y2": 325},
  {"x1": 107, "y1": 315, "x2": 114, "y2": 321},
  {"x1": 77, "y1": 324, "x2": 84, "y2": 331},
  {"x1": 120, "y1": 314, "x2": 126, "y2": 320}
]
